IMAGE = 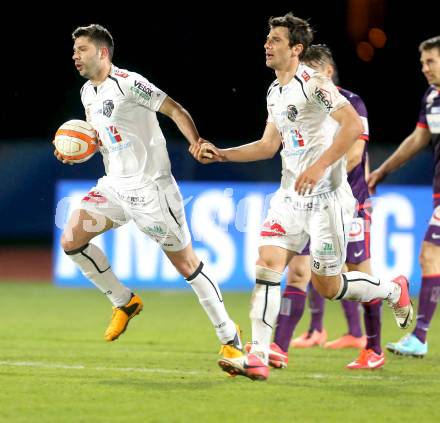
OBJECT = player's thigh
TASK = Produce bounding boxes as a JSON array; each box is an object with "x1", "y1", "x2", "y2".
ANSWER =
[
  {"x1": 61, "y1": 209, "x2": 114, "y2": 250},
  {"x1": 61, "y1": 181, "x2": 127, "y2": 250},
  {"x1": 420, "y1": 241, "x2": 440, "y2": 274}
]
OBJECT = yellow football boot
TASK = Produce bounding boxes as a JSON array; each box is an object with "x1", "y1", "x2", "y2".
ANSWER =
[{"x1": 105, "y1": 294, "x2": 143, "y2": 341}]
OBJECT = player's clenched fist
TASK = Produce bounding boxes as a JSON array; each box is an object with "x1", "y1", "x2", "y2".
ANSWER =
[{"x1": 200, "y1": 142, "x2": 226, "y2": 164}]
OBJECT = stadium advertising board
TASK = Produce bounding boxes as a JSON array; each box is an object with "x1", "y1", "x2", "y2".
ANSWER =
[{"x1": 54, "y1": 181, "x2": 431, "y2": 295}]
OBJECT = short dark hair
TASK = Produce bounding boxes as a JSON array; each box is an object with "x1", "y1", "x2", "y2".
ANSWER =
[
  {"x1": 72, "y1": 24, "x2": 114, "y2": 60},
  {"x1": 268, "y1": 12, "x2": 314, "y2": 59},
  {"x1": 302, "y1": 44, "x2": 339, "y2": 84},
  {"x1": 419, "y1": 35, "x2": 440, "y2": 54}
]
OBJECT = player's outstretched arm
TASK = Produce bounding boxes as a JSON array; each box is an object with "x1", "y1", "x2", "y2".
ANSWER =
[
  {"x1": 367, "y1": 126, "x2": 431, "y2": 193},
  {"x1": 215, "y1": 122, "x2": 282, "y2": 163}
]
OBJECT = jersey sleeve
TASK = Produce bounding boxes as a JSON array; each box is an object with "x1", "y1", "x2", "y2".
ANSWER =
[
  {"x1": 306, "y1": 75, "x2": 349, "y2": 114},
  {"x1": 266, "y1": 83, "x2": 277, "y2": 123},
  {"x1": 266, "y1": 103, "x2": 274, "y2": 123},
  {"x1": 349, "y1": 94, "x2": 369, "y2": 140},
  {"x1": 120, "y1": 73, "x2": 167, "y2": 111},
  {"x1": 417, "y1": 88, "x2": 430, "y2": 128}
]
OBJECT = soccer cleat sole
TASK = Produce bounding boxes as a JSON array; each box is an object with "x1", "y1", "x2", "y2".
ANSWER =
[
  {"x1": 269, "y1": 359, "x2": 287, "y2": 369},
  {"x1": 386, "y1": 346, "x2": 425, "y2": 358},
  {"x1": 217, "y1": 359, "x2": 267, "y2": 381}
]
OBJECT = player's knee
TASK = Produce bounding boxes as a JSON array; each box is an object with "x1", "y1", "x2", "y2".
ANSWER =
[
  {"x1": 311, "y1": 276, "x2": 339, "y2": 299},
  {"x1": 256, "y1": 256, "x2": 284, "y2": 273},
  {"x1": 61, "y1": 232, "x2": 81, "y2": 252},
  {"x1": 318, "y1": 287, "x2": 336, "y2": 300},
  {"x1": 313, "y1": 285, "x2": 335, "y2": 299},
  {"x1": 255, "y1": 265, "x2": 282, "y2": 284}
]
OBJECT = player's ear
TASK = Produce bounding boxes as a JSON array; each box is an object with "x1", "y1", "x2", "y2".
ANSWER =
[
  {"x1": 292, "y1": 43, "x2": 303, "y2": 58},
  {"x1": 99, "y1": 47, "x2": 109, "y2": 60}
]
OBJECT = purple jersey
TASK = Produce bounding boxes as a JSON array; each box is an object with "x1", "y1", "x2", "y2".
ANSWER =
[
  {"x1": 417, "y1": 86, "x2": 440, "y2": 206},
  {"x1": 339, "y1": 87, "x2": 370, "y2": 206}
]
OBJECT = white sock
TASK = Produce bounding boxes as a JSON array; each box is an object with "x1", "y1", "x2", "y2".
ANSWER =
[
  {"x1": 249, "y1": 266, "x2": 282, "y2": 364},
  {"x1": 334, "y1": 271, "x2": 401, "y2": 303},
  {"x1": 65, "y1": 243, "x2": 132, "y2": 307},
  {"x1": 186, "y1": 262, "x2": 237, "y2": 345}
]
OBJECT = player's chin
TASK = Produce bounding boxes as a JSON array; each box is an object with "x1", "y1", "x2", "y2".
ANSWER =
[{"x1": 265, "y1": 60, "x2": 275, "y2": 69}]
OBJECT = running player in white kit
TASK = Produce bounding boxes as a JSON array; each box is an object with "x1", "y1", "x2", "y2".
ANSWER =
[
  {"x1": 193, "y1": 13, "x2": 412, "y2": 380},
  {"x1": 54, "y1": 24, "x2": 243, "y2": 366}
]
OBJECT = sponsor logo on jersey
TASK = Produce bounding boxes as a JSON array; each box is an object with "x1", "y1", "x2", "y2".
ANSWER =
[
  {"x1": 105, "y1": 125, "x2": 122, "y2": 143},
  {"x1": 114, "y1": 70, "x2": 129, "y2": 78},
  {"x1": 103, "y1": 100, "x2": 114, "y2": 118},
  {"x1": 314, "y1": 87, "x2": 333, "y2": 112},
  {"x1": 426, "y1": 113, "x2": 440, "y2": 134},
  {"x1": 287, "y1": 104, "x2": 298, "y2": 122},
  {"x1": 290, "y1": 129, "x2": 304, "y2": 147},
  {"x1": 132, "y1": 80, "x2": 152, "y2": 100},
  {"x1": 301, "y1": 70, "x2": 310, "y2": 81}
]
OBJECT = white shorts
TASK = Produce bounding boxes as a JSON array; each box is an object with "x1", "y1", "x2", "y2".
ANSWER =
[
  {"x1": 80, "y1": 175, "x2": 191, "y2": 252},
  {"x1": 259, "y1": 183, "x2": 356, "y2": 276}
]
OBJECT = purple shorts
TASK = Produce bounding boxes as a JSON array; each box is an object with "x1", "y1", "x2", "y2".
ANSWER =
[{"x1": 424, "y1": 205, "x2": 440, "y2": 246}]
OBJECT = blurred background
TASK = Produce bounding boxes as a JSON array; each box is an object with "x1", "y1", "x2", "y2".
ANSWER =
[{"x1": 0, "y1": 0, "x2": 436, "y2": 289}]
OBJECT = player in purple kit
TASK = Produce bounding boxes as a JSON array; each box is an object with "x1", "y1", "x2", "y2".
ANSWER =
[
  {"x1": 369, "y1": 35, "x2": 440, "y2": 357},
  {"x1": 271, "y1": 44, "x2": 384, "y2": 370}
]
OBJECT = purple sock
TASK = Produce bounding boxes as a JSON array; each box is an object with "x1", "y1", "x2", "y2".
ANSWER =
[
  {"x1": 363, "y1": 299, "x2": 382, "y2": 354},
  {"x1": 308, "y1": 283, "x2": 325, "y2": 332},
  {"x1": 413, "y1": 276, "x2": 440, "y2": 343},
  {"x1": 341, "y1": 300, "x2": 363, "y2": 338},
  {"x1": 274, "y1": 286, "x2": 307, "y2": 352}
]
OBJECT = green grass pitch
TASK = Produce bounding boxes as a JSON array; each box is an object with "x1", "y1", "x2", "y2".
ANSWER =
[{"x1": 0, "y1": 282, "x2": 439, "y2": 422}]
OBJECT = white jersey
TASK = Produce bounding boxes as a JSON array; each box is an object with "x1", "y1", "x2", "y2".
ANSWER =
[
  {"x1": 267, "y1": 63, "x2": 349, "y2": 196},
  {"x1": 81, "y1": 65, "x2": 170, "y2": 189}
]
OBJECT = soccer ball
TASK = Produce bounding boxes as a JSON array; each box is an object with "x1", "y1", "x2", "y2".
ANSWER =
[{"x1": 54, "y1": 120, "x2": 98, "y2": 163}]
